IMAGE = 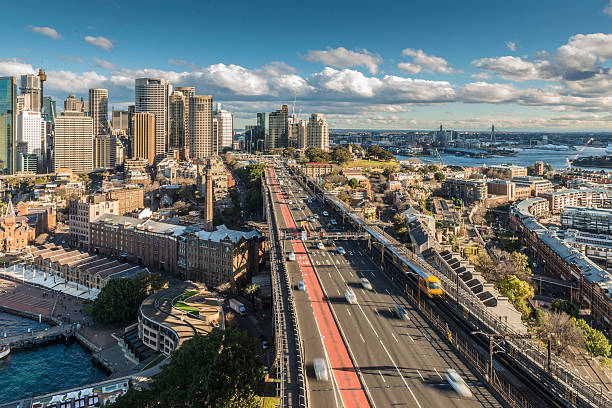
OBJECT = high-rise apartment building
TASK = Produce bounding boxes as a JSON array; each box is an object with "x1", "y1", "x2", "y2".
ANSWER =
[
  {"x1": 16, "y1": 110, "x2": 42, "y2": 172},
  {"x1": 307, "y1": 113, "x2": 329, "y2": 150},
  {"x1": 0, "y1": 77, "x2": 17, "y2": 175},
  {"x1": 176, "y1": 87, "x2": 194, "y2": 143},
  {"x1": 213, "y1": 104, "x2": 233, "y2": 150},
  {"x1": 297, "y1": 119, "x2": 307, "y2": 149},
  {"x1": 94, "y1": 134, "x2": 116, "y2": 169},
  {"x1": 135, "y1": 78, "x2": 171, "y2": 162},
  {"x1": 19, "y1": 74, "x2": 41, "y2": 113},
  {"x1": 41, "y1": 97, "x2": 56, "y2": 123},
  {"x1": 169, "y1": 90, "x2": 186, "y2": 151},
  {"x1": 133, "y1": 112, "x2": 155, "y2": 166},
  {"x1": 266, "y1": 105, "x2": 289, "y2": 150},
  {"x1": 54, "y1": 112, "x2": 93, "y2": 173},
  {"x1": 89, "y1": 88, "x2": 109, "y2": 136},
  {"x1": 189, "y1": 95, "x2": 213, "y2": 159}
]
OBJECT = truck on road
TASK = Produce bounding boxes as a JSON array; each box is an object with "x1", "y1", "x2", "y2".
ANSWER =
[{"x1": 229, "y1": 298, "x2": 246, "y2": 316}]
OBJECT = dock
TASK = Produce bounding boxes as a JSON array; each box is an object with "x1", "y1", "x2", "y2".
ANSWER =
[{"x1": 0, "y1": 324, "x2": 75, "y2": 349}]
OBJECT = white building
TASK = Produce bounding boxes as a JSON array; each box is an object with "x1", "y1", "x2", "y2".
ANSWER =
[
  {"x1": 54, "y1": 112, "x2": 94, "y2": 173},
  {"x1": 307, "y1": 113, "x2": 329, "y2": 151},
  {"x1": 213, "y1": 104, "x2": 233, "y2": 150},
  {"x1": 17, "y1": 110, "x2": 43, "y2": 172},
  {"x1": 189, "y1": 95, "x2": 213, "y2": 159}
]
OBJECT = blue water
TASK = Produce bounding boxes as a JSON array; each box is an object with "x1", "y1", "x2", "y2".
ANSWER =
[
  {"x1": 399, "y1": 146, "x2": 611, "y2": 172},
  {"x1": 0, "y1": 311, "x2": 107, "y2": 404}
]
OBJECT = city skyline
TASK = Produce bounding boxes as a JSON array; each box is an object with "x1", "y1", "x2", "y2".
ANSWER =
[{"x1": 2, "y1": 0, "x2": 612, "y2": 131}]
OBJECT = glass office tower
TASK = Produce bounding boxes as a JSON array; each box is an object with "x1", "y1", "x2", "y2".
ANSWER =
[{"x1": 0, "y1": 77, "x2": 16, "y2": 174}]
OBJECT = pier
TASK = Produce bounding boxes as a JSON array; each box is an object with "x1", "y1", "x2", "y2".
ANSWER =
[{"x1": 0, "y1": 324, "x2": 75, "y2": 349}]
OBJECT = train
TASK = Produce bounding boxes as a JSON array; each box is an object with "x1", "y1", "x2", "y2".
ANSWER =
[{"x1": 321, "y1": 192, "x2": 444, "y2": 299}]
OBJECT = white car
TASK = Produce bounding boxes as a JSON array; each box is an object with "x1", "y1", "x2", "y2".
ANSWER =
[
  {"x1": 322, "y1": 211, "x2": 329, "y2": 217},
  {"x1": 314, "y1": 358, "x2": 328, "y2": 381},
  {"x1": 345, "y1": 289, "x2": 357, "y2": 304},
  {"x1": 337, "y1": 247, "x2": 346, "y2": 255},
  {"x1": 360, "y1": 278, "x2": 372, "y2": 290},
  {"x1": 330, "y1": 219, "x2": 337, "y2": 225},
  {"x1": 288, "y1": 252, "x2": 296, "y2": 261},
  {"x1": 445, "y1": 369, "x2": 473, "y2": 398},
  {"x1": 317, "y1": 242, "x2": 325, "y2": 250}
]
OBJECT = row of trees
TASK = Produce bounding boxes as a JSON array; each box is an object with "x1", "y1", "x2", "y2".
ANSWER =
[
  {"x1": 235, "y1": 163, "x2": 266, "y2": 215},
  {"x1": 302, "y1": 144, "x2": 395, "y2": 165},
  {"x1": 85, "y1": 273, "x2": 166, "y2": 324},
  {"x1": 109, "y1": 328, "x2": 264, "y2": 408}
]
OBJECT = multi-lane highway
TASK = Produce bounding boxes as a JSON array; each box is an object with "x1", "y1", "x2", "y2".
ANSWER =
[{"x1": 267, "y1": 165, "x2": 506, "y2": 408}]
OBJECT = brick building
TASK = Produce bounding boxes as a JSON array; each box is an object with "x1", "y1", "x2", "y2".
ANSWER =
[
  {"x1": 302, "y1": 162, "x2": 333, "y2": 178},
  {"x1": 0, "y1": 201, "x2": 36, "y2": 252},
  {"x1": 69, "y1": 194, "x2": 120, "y2": 249}
]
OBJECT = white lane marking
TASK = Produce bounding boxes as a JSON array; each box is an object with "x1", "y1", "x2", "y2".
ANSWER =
[
  {"x1": 409, "y1": 335, "x2": 415, "y2": 343},
  {"x1": 385, "y1": 289, "x2": 391, "y2": 295},
  {"x1": 379, "y1": 339, "x2": 423, "y2": 408},
  {"x1": 392, "y1": 333, "x2": 399, "y2": 343},
  {"x1": 417, "y1": 369, "x2": 424, "y2": 381},
  {"x1": 360, "y1": 334, "x2": 365, "y2": 342},
  {"x1": 347, "y1": 309, "x2": 352, "y2": 317},
  {"x1": 379, "y1": 370, "x2": 386, "y2": 383},
  {"x1": 434, "y1": 368, "x2": 443, "y2": 380}
]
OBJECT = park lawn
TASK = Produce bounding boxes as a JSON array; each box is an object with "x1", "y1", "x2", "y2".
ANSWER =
[
  {"x1": 342, "y1": 159, "x2": 400, "y2": 170},
  {"x1": 174, "y1": 301, "x2": 200, "y2": 314}
]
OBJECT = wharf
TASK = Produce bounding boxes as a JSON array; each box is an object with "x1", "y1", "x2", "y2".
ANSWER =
[{"x1": 0, "y1": 324, "x2": 74, "y2": 349}]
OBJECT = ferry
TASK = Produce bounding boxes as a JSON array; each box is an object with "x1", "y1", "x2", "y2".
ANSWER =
[{"x1": 0, "y1": 345, "x2": 9, "y2": 359}]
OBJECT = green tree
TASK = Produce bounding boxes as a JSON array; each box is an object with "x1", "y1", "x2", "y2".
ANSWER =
[
  {"x1": 86, "y1": 278, "x2": 148, "y2": 324},
  {"x1": 382, "y1": 167, "x2": 393, "y2": 180},
  {"x1": 348, "y1": 178, "x2": 360, "y2": 188},
  {"x1": 536, "y1": 312, "x2": 584, "y2": 356},
  {"x1": 433, "y1": 172, "x2": 446, "y2": 182},
  {"x1": 510, "y1": 251, "x2": 532, "y2": 279},
  {"x1": 550, "y1": 299, "x2": 579, "y2": 318},
  {"x1": 331, "y1": 146, "x2": 352, "y2": 165},
  {"x1": 574, "y1": 318, "x2": 611, "y2": 357},
  {"x1": 109, "y1": 328, "x2": 264, "y2": 408},
  {"x1": 305, "y1": 147, "x2": 331, "y2": 163},
  {"x1": 283, "y1": 147, "x2": 296, "y2": 157},
  {"x1": 367, "y1": 145, "x2": 395, "y2": 161},
  {"x1": 470, "y1": 253, "x2": 497, "y2": 281},
  {"x1": 497, "y1": 275, "x2": 534, "y2": 319},
  {"x1": 244, "y1": 283, "x2": 260, "y2": 299}
]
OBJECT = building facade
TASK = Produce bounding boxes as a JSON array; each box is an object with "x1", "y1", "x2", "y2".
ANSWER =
[
  {"x1": 561, "y1": 206, "x2": 612, "y2": 234},
  {"x1": 69, "y1": 195, "x2": 120, "y2": 249},
  {"x1": 133, "y1": 112, "x2": 155, "y2": 166},
  {"x1": 266, "y1": 105, "x2": 288, "y2": 150},
  {"x1": 189, "y1": 95, "x2": 213, "y2": 159},
  {"x1": 135, "y1": 78, "x2": 170, "y2": 161},
  {"x1": 0, "y1": 201, "x2": 35, "y2": 252},
  {"x1": 54, "y1": 112, "x2": 93, "y2": 173},
  {"x1": 442, "y1": 178, "x2": 487, "y2": 203},
  {"x1": 169, "y1": 90, "x2": 186, "y2": 151},
  {"x1": 94, "y1": 134, "x2": 116, "y2": 169},
  {"x1": 89, "y1": 88, "x2": 109, "y2": 137},
  {"x1": 19, "y1": 74, "x2": 41, "y2": 113},
  {"x1": 307, "y1": 113, "x2": 329, "y2": 150},
  {"x1": 0, "y1": 77, "x2": 17, "y2": 175},
  {"x1": 213, "y1": 104, "x2": 233, "y2": 150},
  {"x1": 16, "y1": 110, "x2": 43, "y2": 172}
]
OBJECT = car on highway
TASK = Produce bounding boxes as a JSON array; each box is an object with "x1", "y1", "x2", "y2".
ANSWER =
[
  {"x1": 313, "y1": 358, "x2": 328, "y2": 381},
  {"x1": 330, "y1": 219, "x2": 337, "y2": 225},
  {"x1": 337, "y1": 246, "x2": 346, "y2": 255},
  {"x1": 360, "y1": 278, "x2": 372, "y2": 290},
  {"x1": 317, "y1": 242, "x2": 325, "y2": 250},
  {"x1": 394, "y1": 304, "x2": 409, "y2": 320},
  {"x1": 262, "y1": 340, "x2": 269, "y2": 350},
  {"x1": 297, "y1": 281, "x2": 306, "y2": 291},
  {"x1": 314, "y1": 214, "x2": 319, "y2": 219},
  {"x1": 345, "y1": 289, "x2": 357, "y2": 304},
  {"x1": 445, "y1": 369, "x2": 473, "y2": 398},
  {"x1": 288, "y1": 252, "x2": 296, "y2": 261},
  {"x1": 322, "y1": 211, "x2": 329, "y2": 217},
  {"x1": 288, "y1": 200, "x2": 293, "y2": 204}
]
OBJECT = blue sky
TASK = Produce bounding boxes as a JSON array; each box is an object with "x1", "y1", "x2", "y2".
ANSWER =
[{"x1": 2, "y1": 0, "x2": 612, "y2": 131}]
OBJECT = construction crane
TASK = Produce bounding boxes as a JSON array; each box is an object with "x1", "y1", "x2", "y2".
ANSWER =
[
  {"x1": 434, "y1": 148, "x2": 444, "y2": 166},
  {"x1": 566, "y1": 137, "x2": 594, "y2": 170}
]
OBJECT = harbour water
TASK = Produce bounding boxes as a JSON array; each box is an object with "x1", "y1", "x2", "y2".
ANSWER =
[
  {"x1": 399, "y1": 146, "x2": 610, "y2": 171},
  {"x1": 0, "y1": 311, "x2": 107, "y2": 404}
]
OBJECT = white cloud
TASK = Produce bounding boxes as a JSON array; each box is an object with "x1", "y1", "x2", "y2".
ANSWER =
[
  {"x1": 506, "y1": 41, "x2": 517, "y2": 51},
  {"x1": 397, "y1": 62, "x2": 422, "y2": 74},
  {"x1": 46, "y1": 70, "x2": 108, "y2": 93},
  {"x1": 604, "y1": 0, "x2": 612, "y2": 15},
  {"x1": 0, "y1": 59, "x2": 36, "y2": 76},
  {"x1": 85, "y1": 36, "x2": 114, "y2": 50},
  {"x1": 28, "y1": 26, "x2": 61, "y2": 40},
  {"x1": 302, "y1": 47, "x2": 382, "y2": 74},
  {"x1": 459, "y1": 81, "x2": 518, "y2": 103},
  {"x1": 92, "y1": 57, "x2": 116, "y2": 70},
  {"x1": 401, "y1": 48, "x2": 455, "y2": 73},
  {"x1": 471, "y1": 56, "x2": 555, "y2": 81}
]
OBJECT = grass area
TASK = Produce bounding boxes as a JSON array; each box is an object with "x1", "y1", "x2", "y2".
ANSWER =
[
  {"x1": 174, "y1": 301, "x2": 200, "y2": 315},
  {"x1": 143, "y1": 354, "x2": 166, "y2": 370},
  {"x1": 342, "y1": 159, "x2": 399, "y2": 169}
]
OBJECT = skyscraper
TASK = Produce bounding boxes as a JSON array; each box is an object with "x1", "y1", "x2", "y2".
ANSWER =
[
  {"x1": 266, "y1": 105, "x2": 289, "y2": 150},
  {"x1": 297, "y1": 120, "x2": 308, "y2": 149},
  {"x1": 89, "y1": 88, "x2": 109, "y2": 136},
  {"x1": 16, "y1": 110, "x2": 42, "y2": 172},
  {"x1": 94, "y1": 134, "x2": 116, "y2": 169},
  {"x1": 54, "y1": 112, "x2": 93, "y2": 173},
  {"x1": 176, "y1": 87, "x2": 195, "y2": 152},
  {"x1": 307, "y1": 113, "x2": 329, "y2": 151},
  {"x1": 111, "y1": 109, "x2": 129, "y2": 131},
  {"x1": 189, "y1": 95, "x2": 213, "y2": 159},
  {"x1": 135, "y1": 78, "x2": 171, "y2": 162},
  {"x1": 64, "y1": 94, "x2": 84, "y2": 112},
  {"x1": 0, "y1": 77, "x2": 17, "y2": 175},
  {"x1": 41, "y1": 97, "x2": 56, "y2": 123},
  {"x1": 169, "y1": 90, "x2": 186, "y2": 151},
  {"x1": 19, "y1": 74, "x2": 41, "y2": 113},
  {"x1": 213, "y1": 104, "x2": 233, "y2": 151},
  {"x1": 133, "y1": 112, "x2": 155, "y2": 166}
]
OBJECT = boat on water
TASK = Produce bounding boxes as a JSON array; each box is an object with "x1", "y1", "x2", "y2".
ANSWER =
[
  {"x1": 606, "y1": 144, "x2": 612, "y2": 154},
  {"x1": 0, "y1": 345, "x2": 9, "y2": 359}
]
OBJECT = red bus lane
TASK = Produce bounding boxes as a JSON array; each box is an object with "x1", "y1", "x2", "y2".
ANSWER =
[{"x1": 268, "y1": 167, "x2": 370, "y2": 408}]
